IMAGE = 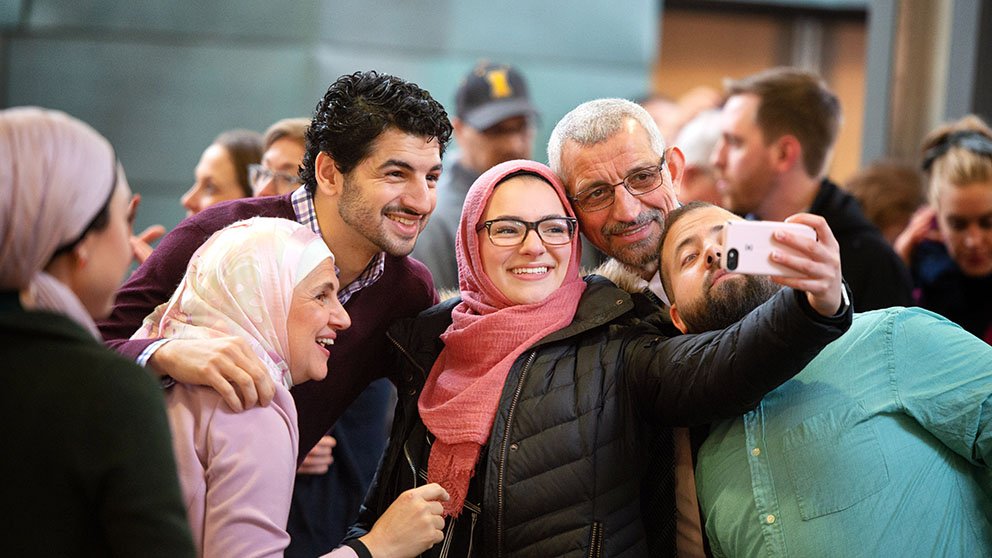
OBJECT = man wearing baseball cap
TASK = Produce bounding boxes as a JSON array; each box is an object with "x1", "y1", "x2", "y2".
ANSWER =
[{"x1": 412, "y1": 60, "x2": 539, "y2": 291}]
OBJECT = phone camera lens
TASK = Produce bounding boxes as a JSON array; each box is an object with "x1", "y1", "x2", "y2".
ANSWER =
[{"x1": 727, "y1": 248, "x2": 738, "y2": 270}]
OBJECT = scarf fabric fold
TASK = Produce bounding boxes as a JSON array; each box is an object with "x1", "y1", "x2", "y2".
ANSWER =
[
  {"x1": 0, "y1": 107, "x2": 121, "y2": 338},
  {"x1": 131, "y1": 217, "x2": 332, "y2": 389},
  {"x1": 418, "y1": 160, "x2": 587, "y2": 516}
]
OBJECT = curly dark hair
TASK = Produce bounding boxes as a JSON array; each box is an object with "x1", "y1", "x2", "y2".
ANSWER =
[{"x1": 301, "y1": 71, "x2": 452, "y2": 193}]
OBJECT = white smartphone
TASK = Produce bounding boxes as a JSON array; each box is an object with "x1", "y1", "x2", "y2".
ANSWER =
[{"x1": 722, "y1": 220, "x2": 817, "y2": 277}]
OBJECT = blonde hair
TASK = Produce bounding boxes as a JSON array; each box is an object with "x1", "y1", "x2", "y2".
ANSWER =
[
  {"x1": 921, "y1": 114, "x2": 992, "y2": 207},
  {"x1": 263, "y1": 117, "x2": 309, "y2": 150}
]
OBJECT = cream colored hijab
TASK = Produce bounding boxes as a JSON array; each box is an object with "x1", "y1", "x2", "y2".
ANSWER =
[
  {"x1": 0, "y1": 107, "x2": 123, "y2": 337},
  {"x1": 133, "y1": 217, "x2": 332, "y2": 388}
]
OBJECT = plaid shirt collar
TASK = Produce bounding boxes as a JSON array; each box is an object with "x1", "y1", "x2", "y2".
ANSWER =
[{"x1": 290, "y1": 185, "x2": 385, "y2": 305}]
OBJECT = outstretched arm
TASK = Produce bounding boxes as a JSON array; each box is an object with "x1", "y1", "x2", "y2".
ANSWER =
[
  {"x1": 629, "y1": 213, "x2": 851, "y2": 425},
  {"x1": 98, "y1": 217, "x2": 275, "y2": 411}
]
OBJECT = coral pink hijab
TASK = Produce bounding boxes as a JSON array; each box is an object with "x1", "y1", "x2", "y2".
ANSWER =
[
  {"x1": 133, "y1": 217, "x2": 332, "y2": 389},
  {"x1": 419, "y1": 160, "x2": 587, "y2": 516}
]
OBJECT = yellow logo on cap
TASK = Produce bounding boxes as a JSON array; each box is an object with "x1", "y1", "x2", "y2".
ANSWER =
[{"x1": 485, "y1": 69, "x2": 514, "y2": 99}]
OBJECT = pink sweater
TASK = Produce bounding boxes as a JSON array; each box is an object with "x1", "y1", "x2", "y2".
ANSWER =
[{"x1": 167, "y1": 382, "x2": 298, "y2": 557}]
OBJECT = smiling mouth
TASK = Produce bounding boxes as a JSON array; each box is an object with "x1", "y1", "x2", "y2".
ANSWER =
[
  {"x1": 387, "y1": 214, "x2": 420, "y2": 226},
  {"x1": 511, "y1": 266, "x2": 550, "y2": 275},
  {"x1": 316, "y1": 337, "x2": 335, "y2": 348}
]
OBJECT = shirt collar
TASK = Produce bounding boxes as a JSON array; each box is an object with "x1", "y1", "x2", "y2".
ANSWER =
[{"x1": 290, "y1": 185, "x2": 386, "y2": 304}]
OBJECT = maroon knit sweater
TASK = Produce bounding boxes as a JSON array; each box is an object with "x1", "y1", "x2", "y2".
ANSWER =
[{"x1": 98, "y1": 194, "x2": 437, "y2": 457}]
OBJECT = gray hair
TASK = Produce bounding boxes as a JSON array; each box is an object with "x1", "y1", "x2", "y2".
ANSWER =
[{"x1": 547, "y1": 98, "x2": 668, "y2": 183}]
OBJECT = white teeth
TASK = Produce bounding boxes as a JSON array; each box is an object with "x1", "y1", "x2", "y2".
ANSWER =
[
  {"x1": 388, "y1": 215, "x2": 417, "y2": 226},
  {"x1": 512, "y1": 267, "x2": 548, "y2": 275},
  {"x1": 316, "y1": 338, "x2": 334, "y2": 347}
]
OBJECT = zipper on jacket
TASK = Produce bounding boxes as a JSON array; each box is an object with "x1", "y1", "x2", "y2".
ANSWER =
[
  {"x1": 386, "y1": 330, "x2": 427, "y2": 379},
  {"x1": 496, "y1": 350, "x2": 537, "y2": 557},
  {"x1": 586, "y1": 521, "x2": 604, "y2": 558}
]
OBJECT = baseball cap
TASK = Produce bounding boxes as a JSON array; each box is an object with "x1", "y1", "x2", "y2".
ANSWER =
[{"x1": 455, "y1": 61, "x2": 539, "y2": 131}]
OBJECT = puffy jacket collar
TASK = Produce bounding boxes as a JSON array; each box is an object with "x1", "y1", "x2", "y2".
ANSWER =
[{"x1": 531, "y1": 275, "x2": 634, "y2": 347}]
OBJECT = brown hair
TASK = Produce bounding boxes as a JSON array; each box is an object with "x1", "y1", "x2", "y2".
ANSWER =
[
  {"x1": 263, "y1": 117, "x2": 310, "y2": 150},
  {"x1": 725, "y1": 67, "x2": 840, "y2": 178},
  {"x1": 213, "y1": 129, "x2": 263, "y2": 197},
  {"x1": 843, "y1": 161, "x2": 924, "y2": 236},
  {"x1": 920, "y1": 114, "x2": 992, "y2": 207}
]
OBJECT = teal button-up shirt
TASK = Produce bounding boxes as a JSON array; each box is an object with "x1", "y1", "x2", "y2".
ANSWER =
[{"x1": 697, "y1": 307, "x2": 992, "y2": 557}]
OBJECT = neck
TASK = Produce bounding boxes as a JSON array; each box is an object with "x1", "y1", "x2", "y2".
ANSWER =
[
  {"x1": 313, "y1": 194, "x2": 379, "y2": 287},
  {"x1": 754, "y1": 173, "x2": 821, "y2": 221}
]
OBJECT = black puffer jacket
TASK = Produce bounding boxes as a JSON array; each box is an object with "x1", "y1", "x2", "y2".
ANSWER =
[{"x1": 348, "y1": 276, "x2": 850, "y2": 557}]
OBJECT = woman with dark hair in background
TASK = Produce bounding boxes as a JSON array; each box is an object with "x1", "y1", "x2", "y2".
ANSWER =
[
  {"x1": 181, "y1": 128, "x2": 263, "y2": 216},
  {"x1": 895, "y1": 115, "x2": 992, "y2": 344},
  {"x1": 0, "y1": 106, "x2": 195, "y2": 556}
]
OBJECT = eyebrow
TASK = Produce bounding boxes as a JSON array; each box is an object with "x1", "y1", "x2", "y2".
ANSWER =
[
  {"x1": 578, "y1": 161, "x2": 659, "y2": 189},
  {"x1": 490, "y1": 214, "x2": 567, "y2": 222},
  {"x1": 379, "y1": 159, "x2": 443, "y2": 173}
]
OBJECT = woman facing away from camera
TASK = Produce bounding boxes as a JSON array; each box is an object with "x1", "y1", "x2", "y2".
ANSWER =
[
  {"x1": 895, "y1": 114, "x2": 992, "y2": 344},
  {"x1": 343, "y1": 159, "x2": 852, "y2": 557},
  {"x1": 133, "y1": 216, "x2": 449, "y2": 558},
  {"x1": 0, "y1": 106, "x2": 195, "y2": 556}
]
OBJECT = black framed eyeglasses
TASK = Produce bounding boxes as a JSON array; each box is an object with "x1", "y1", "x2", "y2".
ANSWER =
[
  {"x1": 248, "y1": 164, "x2": 304, "y2": 195},
  {"x1": 476, "y1": 217, "x2": 578, "y2": 247},
  {"x1": 569, "y1": 154, "x2": 666, "y2": 212}
]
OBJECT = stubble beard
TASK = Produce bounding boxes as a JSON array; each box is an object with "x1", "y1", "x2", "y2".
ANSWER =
[{"x1": 337, "y1": 175, "x2": 420, "y2": 258}]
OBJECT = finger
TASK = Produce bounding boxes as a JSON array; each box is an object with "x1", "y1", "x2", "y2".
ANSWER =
[
  {"x1": 415, "y1": 483, "x2": 451, "y2": 502},
  {"x1": 784, "y1": 213, "x2": 838, "y2": 250},
  {"x1": 230, "y1": 339, "x2": 274, "y2": 406},
  {"x1": 426, "y1": 500, "x2": 444, "y2": 516},
  {"x1": 431, "y1": 514, "x2": 445, "y2": 530},
  {"x1": 208, "y1": 372, "x2": 245, "y2": 413},
  {"x1": 298, "y1": 463, "x2": 330, "y2": 475},
  {"x1": 129, "y1": 237, "x2": 154, "y2": 264},
  {"x1": 769, "y1": 248, "x2": 827, "y2": 278},
  {"x1": 137, "y1": 224, "x2": 167, "y2": 244},
  {"x1": 326, "y1": 435, "x2": 337, "y2": 448}
]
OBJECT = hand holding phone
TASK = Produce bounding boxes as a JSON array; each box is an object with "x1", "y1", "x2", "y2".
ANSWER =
[{"x1": 722, "y1": 220, "x2": 817, "y2": 277}]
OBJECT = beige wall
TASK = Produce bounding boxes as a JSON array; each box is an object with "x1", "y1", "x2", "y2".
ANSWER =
[{"x1": 655, "y1": 9, "x2": 867, "y2": 183}]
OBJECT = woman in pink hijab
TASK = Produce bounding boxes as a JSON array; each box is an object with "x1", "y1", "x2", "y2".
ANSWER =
[
  {"x1": 0, "y1": 107, "x2": 196, "y2": 556},
  {"x1": 136, "y1": 217, "x2": 449, "y2": 558},
  {"x1": 343, "y1": 159, "x2": 850, "y2": 557}
]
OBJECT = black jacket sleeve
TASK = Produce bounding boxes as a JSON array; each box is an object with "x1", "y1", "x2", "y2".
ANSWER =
[{"x1": 625, "y1": 286, "x2": 852, "y2": 425}]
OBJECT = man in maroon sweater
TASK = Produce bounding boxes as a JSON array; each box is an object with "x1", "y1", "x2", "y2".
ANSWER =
[{"x1": 98, "y1": 71, "x2": 451, "y2": 456}]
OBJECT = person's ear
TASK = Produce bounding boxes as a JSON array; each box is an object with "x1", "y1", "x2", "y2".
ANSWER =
[
  {"x1": 451, "y1": 116, "x2": 466, "y2": 142},
  {"x1": 315, "y1": 152, "x2": 343, "y2": 197},
  {"x1": 665, "y1": 146, "x2": 687, "y2": 192},
  {"x1": 771, "y1": 135, "x2": 801, "y2": 173},
  {"x1": 669, "y1": 304, "x2": 689, "y2": 334}
]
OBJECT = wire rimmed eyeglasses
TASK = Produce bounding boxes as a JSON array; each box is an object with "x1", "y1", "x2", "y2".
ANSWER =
[
  {"x1": 568, "y1": 154, "x2": 666, "y2": 212},
  {"x1": 248, "y1": 164, "x2": 304, "y2": 195}
]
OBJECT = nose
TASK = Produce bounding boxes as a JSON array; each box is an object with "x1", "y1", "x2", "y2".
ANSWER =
[
  {"x1": 704, "y1": 242, "x2": 722, "y2": 268},
  {"x1": 518, "y1": 228, "x2": 548, "y2": 255},
  {"x1": 963, "y1": 224, "x2": 983, "y2": 248},
  {"x1": 181, "y1": 185, "x2": 199, "y2": 215},
  {"x1": 505, "y1": 130, "x2": 532, "y2": 159},
  {"x1": 711, "y1": 138, "x2": 727, "y2": 169},
  {"x1": 327, "y1": 299, "x2": 351, "y2": 332},
  {"x1": 255, "y1": 180, "x2": 275, "y2": 198},
  {"x1": 609, "y1": 184, "x2": 642, "y2": 223},
  {"x1": 402, "y1": 178, "x2": 435, "y2": 216}
]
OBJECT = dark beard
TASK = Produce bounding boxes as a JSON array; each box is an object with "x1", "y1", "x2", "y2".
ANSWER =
[{"x1": 679, "y1": 274, "x2": 782, "y2": 333}]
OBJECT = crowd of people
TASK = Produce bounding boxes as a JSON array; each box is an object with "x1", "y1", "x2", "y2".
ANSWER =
[{"x1": 1, "y1": 61, "x2": 990, "y2": 558}]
